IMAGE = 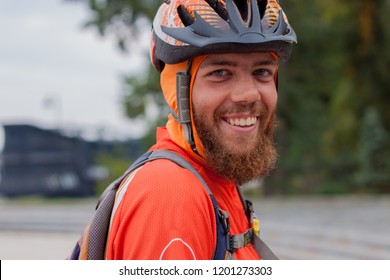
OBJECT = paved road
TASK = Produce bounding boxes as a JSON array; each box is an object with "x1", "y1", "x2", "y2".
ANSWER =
[
  {"x1": 254, "y1": 196, "x2": 390, "y2": 259},
  {"x1": 0, "y1": 195, "x2": 389, "y2": 260}
]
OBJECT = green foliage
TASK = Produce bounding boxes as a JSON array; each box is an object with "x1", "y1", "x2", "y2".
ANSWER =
[
  {"x1": 84, "y1": 0, "x2": 159, "y2": 51},
  {"x1": 122, "y1": 64, "x2": 170, "y2": 148},
  {"x1": 354, "y1": 107, "x2": 390, "y2": 192},
  {"x1": 80, "y1": 0, "x2": 390, "y2": 194},
  {"x1": 81, "y1": 0, "x2": 168, "y2": 149},
  {"x1": 266, "y1": 0, "x2": 390, "y2": 194},
  {"x1": 94, "y1": 146, "x2": 132, "y2": 195}
]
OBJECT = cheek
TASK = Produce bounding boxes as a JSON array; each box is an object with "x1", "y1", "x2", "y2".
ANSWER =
[
  {"x1": 192, "y1": 83, "x2": 225, "y2": 118},
  {"x1": 261, "y1": 85, "x2": 278, "y2": 110},
  {"x1": 192, "y1": 96, "x2": 215, "y2": 124},
  {"x1": 191, "y1": 86, "x2": 203, "y2": 119}
]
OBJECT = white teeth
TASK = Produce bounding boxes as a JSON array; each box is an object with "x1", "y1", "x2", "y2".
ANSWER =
[{"x1": 227, "y1": 117, "x2": 257, "y2": 127}]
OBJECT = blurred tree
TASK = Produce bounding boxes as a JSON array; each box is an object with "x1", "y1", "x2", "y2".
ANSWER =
[
  {"x1": 75, "y1": 0, "x2": 390, "y2": 194},
  {"x1": 83, "y1": 0, "x2": 158, "y2": 51},
  {"x1": 79, "y1": 0, "x2": 165, "y2": 149},
  {"x1": 354, "y1": 107, "x2": 390, "y2": 193},
  {"x1": 267, "y1": 0, "x2": 390, "y2": 194},
  {"x1": 94, "y1": 150, "x2": 130, "y2": 195},
  {"x1": 323, "y1": 0, "x2": 390, "y2": 193}
]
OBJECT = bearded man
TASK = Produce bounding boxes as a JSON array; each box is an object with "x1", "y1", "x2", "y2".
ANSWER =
[{"x1": 103, "y1": 0, "x2": 296, "y2": 260}]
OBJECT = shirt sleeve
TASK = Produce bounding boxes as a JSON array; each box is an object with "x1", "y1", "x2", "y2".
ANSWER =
[{"x1": 105, "y1": 159, "x2": 217, "y2": 260}]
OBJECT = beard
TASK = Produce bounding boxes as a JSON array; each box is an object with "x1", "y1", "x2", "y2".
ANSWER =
[{"x1": 193, "y1": 102, "x2": 277, "y2": 185}]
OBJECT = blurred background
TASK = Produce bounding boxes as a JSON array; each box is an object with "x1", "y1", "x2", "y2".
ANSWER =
[{"x1": 0, "y1": 0, "x2": 389, "y2": 260}]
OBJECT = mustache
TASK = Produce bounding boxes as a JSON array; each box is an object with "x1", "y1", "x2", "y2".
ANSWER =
[{"x1": 214, "y1": 102, "x2": 267, "y2": 118}]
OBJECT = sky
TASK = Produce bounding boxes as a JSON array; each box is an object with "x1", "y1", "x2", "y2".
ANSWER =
[{"x1": 0, "y1": 0, "x2": 151, "y2": 151}]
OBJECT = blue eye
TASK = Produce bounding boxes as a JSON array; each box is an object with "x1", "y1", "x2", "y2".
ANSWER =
[
  {"x1": 254, "y1": 69, "x2": 271, "y2": 76},
  {"x1": 211, "y1": 69, "x2": 229, "y2": 76}
]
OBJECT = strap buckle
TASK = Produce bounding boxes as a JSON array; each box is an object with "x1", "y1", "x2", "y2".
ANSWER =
[
  {"x1": 218, "y1": 209, "x2": 230, "y2": 233},
  {"x1": 229, "y1": 228, "x2": 254, "y2": 252}
]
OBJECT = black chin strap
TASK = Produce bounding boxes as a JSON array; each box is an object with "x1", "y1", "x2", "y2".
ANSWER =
[{"x1": 173, "y1": 60, "x2": 198, "y2": 152}]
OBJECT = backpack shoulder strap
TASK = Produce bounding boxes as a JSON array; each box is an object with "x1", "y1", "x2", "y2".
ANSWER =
[
  {"x1": 239, "y1": 192, "x2": 279, "y2": 260},
  {"x1": 86, "y1": 151, "x2": 154, "y2": 259},
  {"x1": 69, "y1": 151, "x2": 154, "y2": 260},
  {"x1": 253, "y1": 234, "x2": 279, "y2": 260}
]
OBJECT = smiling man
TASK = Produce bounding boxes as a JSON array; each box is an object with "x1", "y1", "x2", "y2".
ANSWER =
[
  {"x1": 192, "y1": 53, "x2": 278, "y2": 185},
  {"x1": 104, "y1": 0, "x2": 297, "y2": 260}
]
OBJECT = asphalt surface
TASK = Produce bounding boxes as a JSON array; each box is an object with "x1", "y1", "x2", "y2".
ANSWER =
[{"x1": 0, "y1": 195, "x2": 389, "y2": 260}]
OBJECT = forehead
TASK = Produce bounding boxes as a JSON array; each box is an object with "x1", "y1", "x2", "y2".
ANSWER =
[{"x1": 199, "y1": 52, "x2": 278, "y2": 68}]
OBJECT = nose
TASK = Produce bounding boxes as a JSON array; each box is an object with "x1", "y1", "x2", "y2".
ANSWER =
[{"x1": 229, "y1": 76, "x2": 261, "y2": 104}]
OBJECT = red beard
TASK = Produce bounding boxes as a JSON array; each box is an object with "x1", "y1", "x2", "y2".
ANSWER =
[{"x1": 193, "y1": 102, "x2": 277, "y2": 185}]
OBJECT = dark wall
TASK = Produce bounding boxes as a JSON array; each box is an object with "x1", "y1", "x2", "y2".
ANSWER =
[{"x1": 0, "y1": 125, "x2": 95, "y2": 197}]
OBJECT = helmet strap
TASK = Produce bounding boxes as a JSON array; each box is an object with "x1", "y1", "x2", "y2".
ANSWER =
[{"x1": 175, "y1": 60, "x2": 197, "y2": 152}]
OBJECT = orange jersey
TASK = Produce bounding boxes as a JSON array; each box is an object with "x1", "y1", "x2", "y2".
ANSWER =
[{"x1": 105, "y1": 127, "x2": 260, "y2": 260}]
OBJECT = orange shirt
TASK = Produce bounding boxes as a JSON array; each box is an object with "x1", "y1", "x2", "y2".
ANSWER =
[{"x1": 105, "y1": 127, "x2": 260, "y2": 260}]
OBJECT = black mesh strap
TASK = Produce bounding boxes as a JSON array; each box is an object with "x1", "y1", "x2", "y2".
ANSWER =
[
  {"x1": 88, "y1": 188, "x2": 117, "y2": 259},
  {"x1": 149, "y1": 150, "x2": 213, "y2": 195}
]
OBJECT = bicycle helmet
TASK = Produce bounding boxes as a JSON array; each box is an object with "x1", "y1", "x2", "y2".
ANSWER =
[{"x1": 151, "y1": 0, "x2": 297, "y2": 71}]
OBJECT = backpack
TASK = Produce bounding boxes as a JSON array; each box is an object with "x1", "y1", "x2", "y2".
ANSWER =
[{"x1": 69, "y1": 149, "x2": 278, "y2": 260}]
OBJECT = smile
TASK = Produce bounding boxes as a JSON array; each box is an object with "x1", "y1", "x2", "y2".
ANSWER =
[{"x1": 225, "y1": 116, "x2": 257, "y2": 127}]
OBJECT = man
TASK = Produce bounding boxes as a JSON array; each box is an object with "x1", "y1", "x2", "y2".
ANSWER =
[{"x1": 105, "y1": 0, "x2": 296, "y2": 260}]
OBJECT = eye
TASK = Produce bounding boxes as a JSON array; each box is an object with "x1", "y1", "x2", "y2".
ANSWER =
[
  {"x1": 210, "y1": 69, "x2": 229, "y2": 77},
  {"x1": 204, "y1": 68, "x2": 232, "y2": 83},
  {"x1": 253, "y1": 68, "x2": 275, "y2": 81},
  {"x1": 254, "y1": 68, "x2": 272, "y2": 76}
]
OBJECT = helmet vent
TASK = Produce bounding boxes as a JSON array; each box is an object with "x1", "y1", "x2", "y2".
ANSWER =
[
  {"x1": 205, "y1": 0, "x2": 228, "y2": 21},
  {"x1": 257, "y1": 0, "x2": 267, "y2": 19},
  {"x1": 233, "y1": 0, "x2": 249, "y2": 22},
  {"x1": 161, "y1": 0, "x2": 293, "y2": 47},
  {"x1": 178, "y1": 5, "x2": 195, "y2": 26}
]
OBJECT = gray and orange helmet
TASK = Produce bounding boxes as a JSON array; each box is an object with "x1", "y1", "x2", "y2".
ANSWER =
[{"x1": 151, "y1": 0, "x2": 297, "y2": 72}]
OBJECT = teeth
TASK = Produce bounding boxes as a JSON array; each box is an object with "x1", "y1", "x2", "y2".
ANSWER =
[{"x1": 227, "y1": 117, "x2": 257, "y2": 127}]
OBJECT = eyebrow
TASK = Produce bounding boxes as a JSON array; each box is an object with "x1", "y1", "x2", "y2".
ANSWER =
[
  {"x1": 254, "y1": 58, "x2": 278, "y2": 66},
  {"x1": 201, "y1": 57, "x2": 278, "y2": 68}
]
